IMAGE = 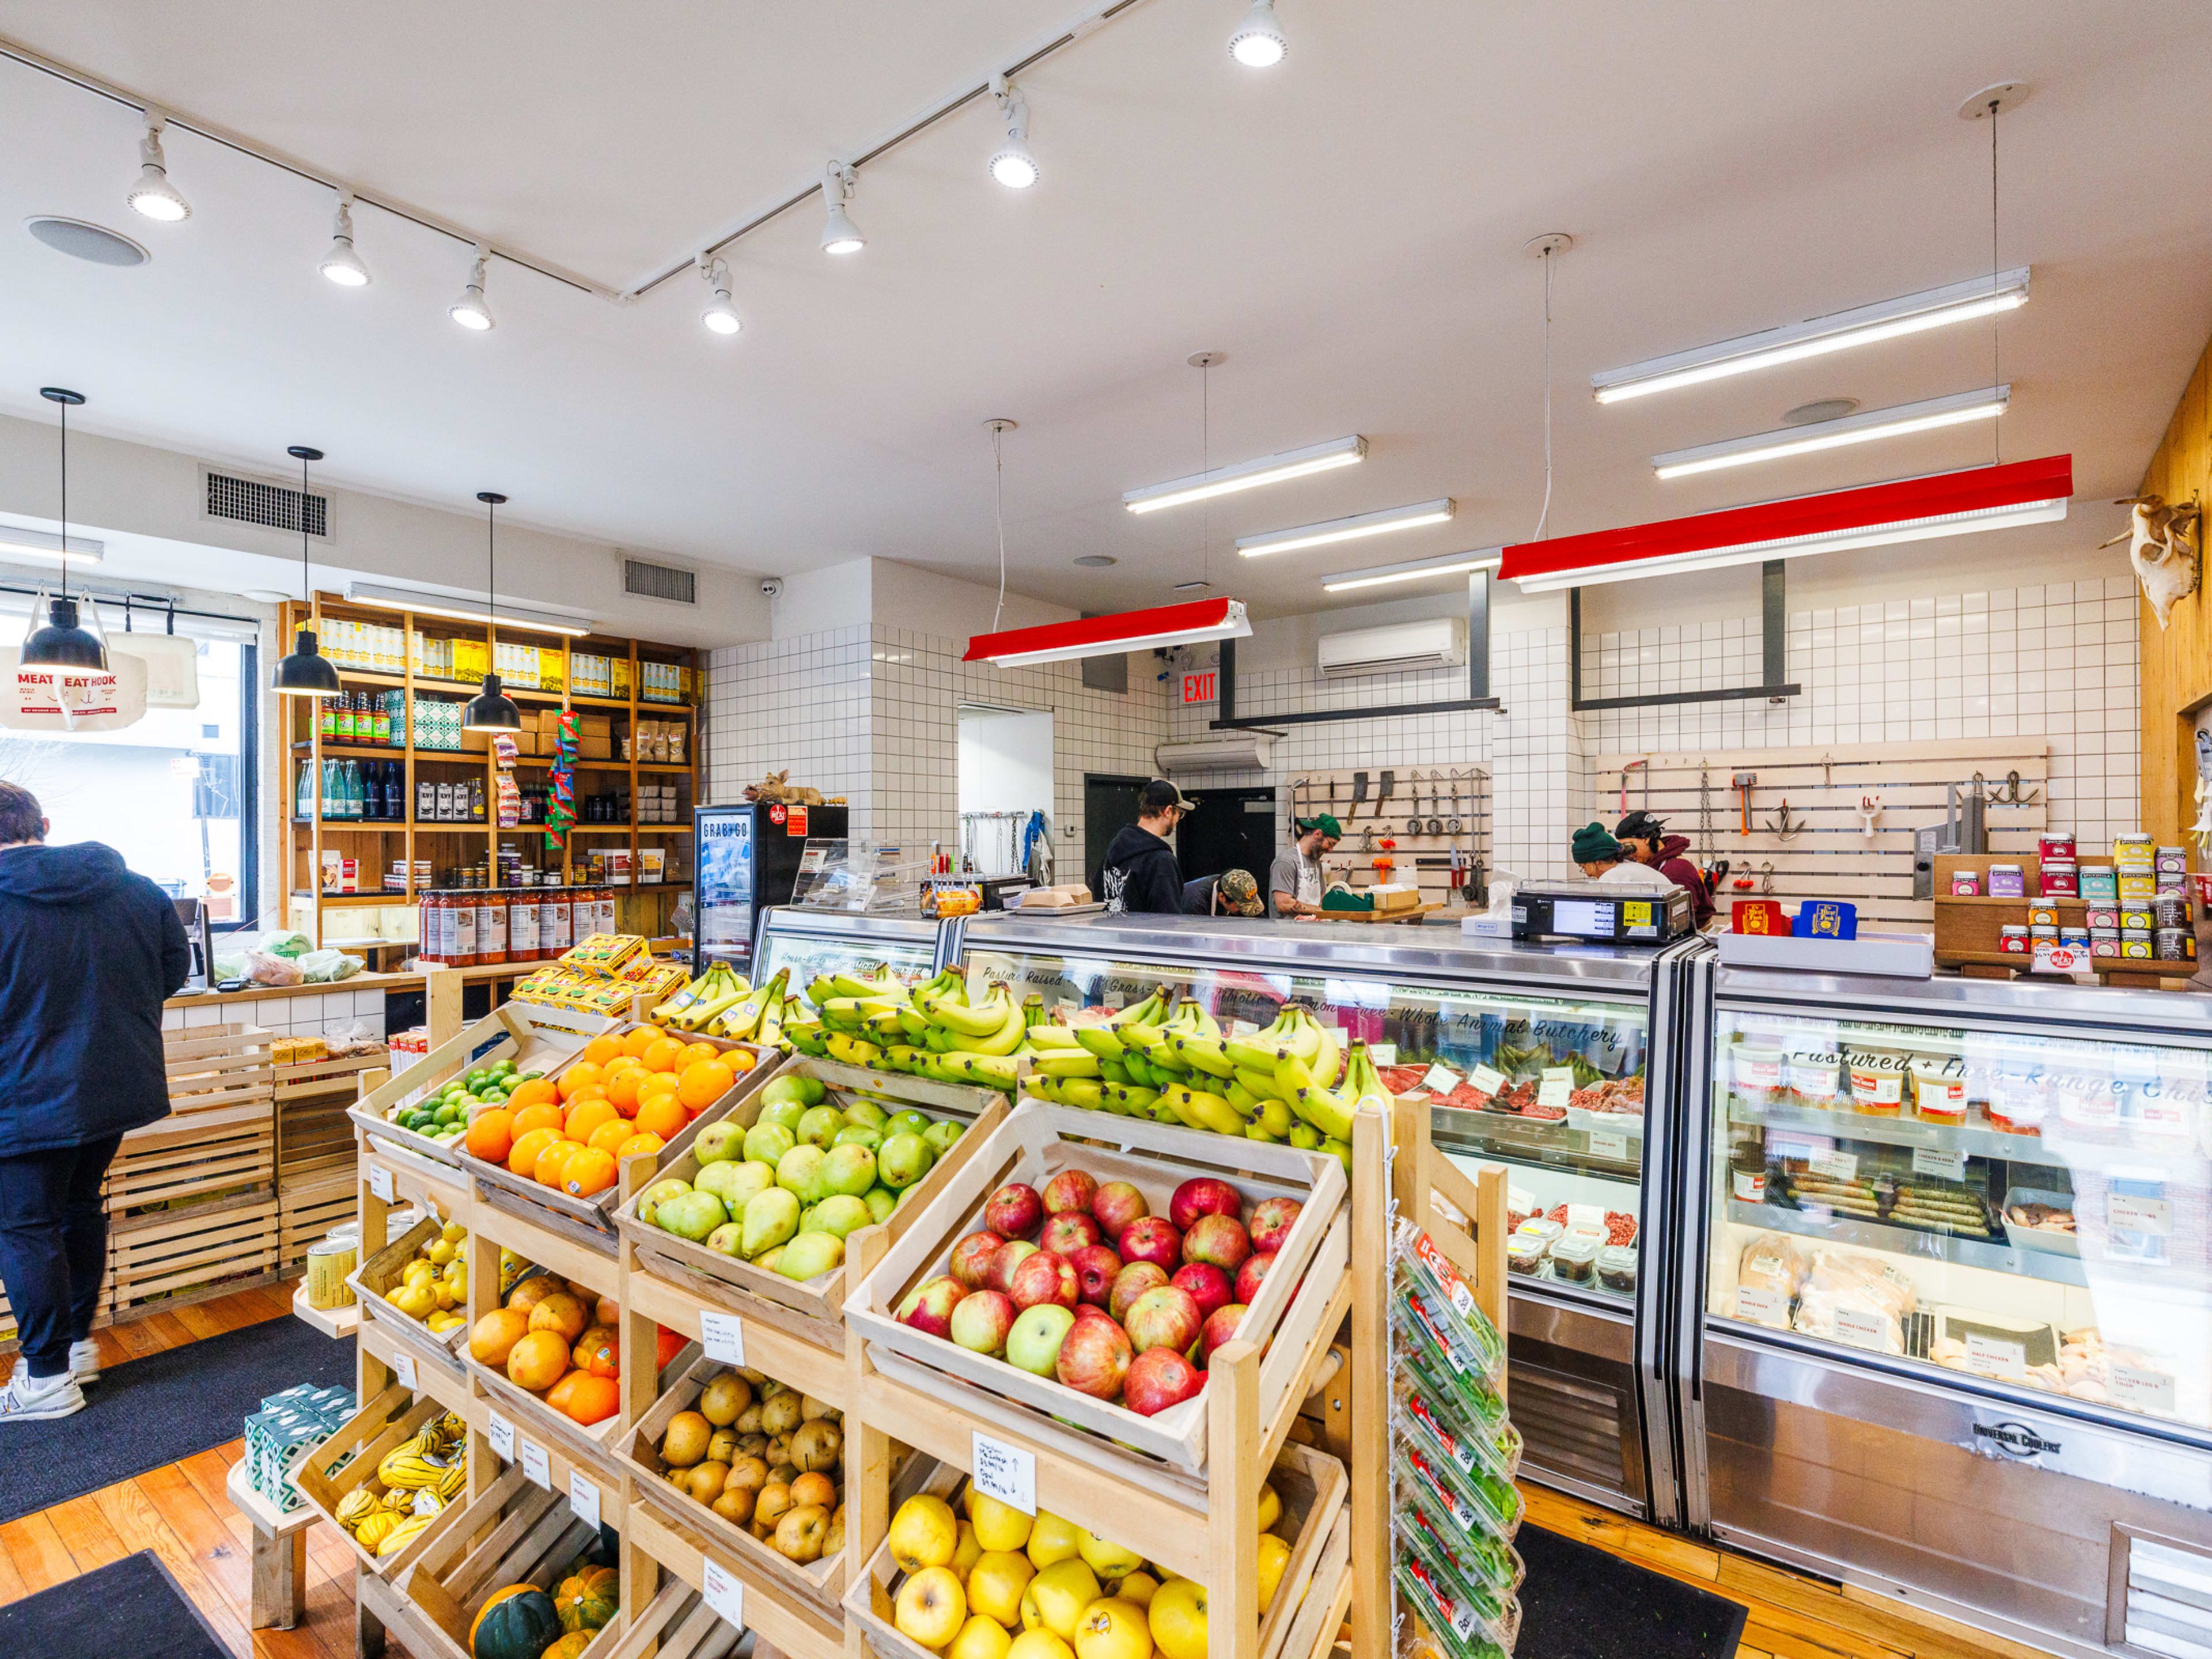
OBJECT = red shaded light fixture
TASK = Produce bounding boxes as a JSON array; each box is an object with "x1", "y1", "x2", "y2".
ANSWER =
[
  {"x1": 1500, "y1": 455, "x2": 2070, "y2": 593},
  {"x1": 964, "y1": 597, "x2": 1250, "y2": 668}
]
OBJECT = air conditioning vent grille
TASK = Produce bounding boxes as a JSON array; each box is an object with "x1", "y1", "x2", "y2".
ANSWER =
[
  {"x1": 624, "y1": 559, "x2": 696, "y2": 604},
  {"x1": 207, "y1": 472, "x2": 327, "y2": 537}
]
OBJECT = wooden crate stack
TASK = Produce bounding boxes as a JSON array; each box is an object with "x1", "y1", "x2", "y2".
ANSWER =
[{"x1": 276, "y1": 1047, "x2": 384, "y2": 1264}]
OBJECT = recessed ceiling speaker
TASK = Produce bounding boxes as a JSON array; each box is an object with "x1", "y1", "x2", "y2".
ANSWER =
[
  {"x1": 25, "y1": 216, "x2": 150, "y2": 266},
  {"x1": 1074, "y1": 555, "x2": 1116, "y2": 567},
  {"x1": 1783, "y1": 398, "x2": 1861, "y2": 426}
]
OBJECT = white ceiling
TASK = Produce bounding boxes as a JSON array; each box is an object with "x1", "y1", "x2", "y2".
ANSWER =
[{"x1": 2, "y1": 0, "x2": 2210, "y2": 623}]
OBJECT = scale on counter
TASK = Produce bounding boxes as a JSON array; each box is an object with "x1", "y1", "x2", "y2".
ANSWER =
[{"x1": 1510, "y1": 880, "x2": 1695, "y2": 945}]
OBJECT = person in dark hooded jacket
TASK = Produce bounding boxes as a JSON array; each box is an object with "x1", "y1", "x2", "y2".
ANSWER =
[
  {"x1": 1615, "y1": 810, "x2": 1713, "y2": 927},
  {"x1": 0, "y1": 782, "x2": 189, "y2": 1422},
  {"x1": 1100, "y1": 779, "x2": 1194, "y2": 915}
]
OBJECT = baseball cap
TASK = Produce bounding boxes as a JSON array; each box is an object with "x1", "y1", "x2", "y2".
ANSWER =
[
  {"x1": 1296, "y1": 813, "x2": 1344, "y2": 840},
  {"x1": 1615, "y1": 809, "x2": 1668, "y2": 841},
  {"x1": 1140, "y1": 779, "x2": 1199, "y2": 812}
]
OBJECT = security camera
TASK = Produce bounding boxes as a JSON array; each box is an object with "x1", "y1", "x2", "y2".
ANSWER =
[{"x1": 760, "y1": 577, "x2": 783, "y2": 597}]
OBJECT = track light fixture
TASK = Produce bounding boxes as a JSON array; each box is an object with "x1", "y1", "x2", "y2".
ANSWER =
[
  {"x1": 1229, "y1": 0, "x2": 1289, "y2": 67},
  {"x1": 449, "y1": 245, "x2": 495, "y2": 330},
  {"x1": 699, "y1": 257, "x2": 742, "y2": 335},
  {"x1": 319, "y1": 193, "x2": 370, "y2": 287},
  {"x1": 821, "y1": 162, "x2": 865, "y2": 255},
  {"x1": 125, "y1": 111, "x2": 191, "y2": 222},
  {"x1": 990, "y1": 75, "x2": 1039, "y2": 189}
]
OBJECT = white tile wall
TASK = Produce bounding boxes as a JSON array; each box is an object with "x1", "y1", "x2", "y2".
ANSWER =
[
  {"x1": 704, "y1": 626, "x2": 876, "y2": 829},
  {"x1": 161, "y1": 986, "x2": 387, "y2": 1039}
]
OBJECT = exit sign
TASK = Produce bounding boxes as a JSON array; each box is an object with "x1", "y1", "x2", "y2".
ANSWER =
[{"x1": 1180, "y1": 671, "x2": 1216, "y2": 705}]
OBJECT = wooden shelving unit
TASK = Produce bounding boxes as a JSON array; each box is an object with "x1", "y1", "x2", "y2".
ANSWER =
[{"x1": 282, "y1": 594, "x2": 702, "y2": 959}]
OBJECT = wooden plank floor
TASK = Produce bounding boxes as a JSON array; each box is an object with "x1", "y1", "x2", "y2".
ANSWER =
[{"x1": 0, "y1": 1285, "x2": 2055, "y2": 1659}]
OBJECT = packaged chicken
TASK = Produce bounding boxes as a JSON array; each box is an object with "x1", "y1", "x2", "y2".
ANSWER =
[{"x1": 1793, "y1": 1249, "x2": 1915, "y2": 1355}]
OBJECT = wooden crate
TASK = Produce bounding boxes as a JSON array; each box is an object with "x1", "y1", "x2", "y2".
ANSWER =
[
  {"x1": 109, "y1": 1192, "x2": 281, "y2": 1312},
  {"x1": 347, "y1": 1215, "x2": 468, "y2": 1376},
  {"x1": 847, "y1": 1101, "x2": 1348, "y2": 1476},
  {"x1": 846, "y1": 1445, "x2": 1347, "y2": 1659},
  {"x1": 362, "y1": 1465, "x2": 624, "y2": 1659},
  {"x1": 596, "y1": 1578, "x2": 742, "y2": 1659},
  {"x1": 274, "y1": 1047, "x2": 389, "y2": 1104},
  {"x1": 165, "y1": 1022, "x2": 275, "y2": 1115},
  {"x1": 614, "y1": 1058, "x2": 1007, "y2": 1350},
  {"x1": 290, "y1": 1381, "x2": 463, "y2": 1578},
  {"x1": 457, "y1": 1252, "x2": 628, "y2": 1476},
  {"x1": 106, "y1": 1099, "x2": 275, "y2": 1218},
  {"x1": 279, "y1": 1169, "x2": 357, "y2": 1262},
  {"x1": 276, "y1": 1093, "x2": 359, "y2": 1184}
]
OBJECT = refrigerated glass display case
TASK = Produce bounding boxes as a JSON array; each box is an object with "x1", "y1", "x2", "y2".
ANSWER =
[
  {"x1": 1678, "y1": 961, "x2": 2212, "y2": 1659},
  {"x1": 753, "y1": 907, "x2": 952, "y2": 1013},
  {"x1": 959, "y1": 911, "x2": 1705, "y2": 1520}
]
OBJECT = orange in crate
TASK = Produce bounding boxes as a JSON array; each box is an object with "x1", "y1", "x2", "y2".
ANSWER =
[
  {"x1": 564, "y1": 1099, "x2": 618, "y2": 1142},
  {"x1": 507, "y1": 1077, "x2": 559, "y2": 1110},
  {"x1": 639, "y1": 1037, "x2": 685, "y2": 1075},
  {"x1": 678, "y1": 1059, "x2": 736, "y2": 1112},
  {"x1": 605, "y1": 1070, "x2": 645, "y2": 1117},
  {"x1": 534, "y1": 1137, "x2": 583, "y2": 1188},
  {"x1": 632, "y1": 1092, "x2": 685, "y2": 1141},
  {"x1": 511, "y1": 1102, "x2": 563, "y2": 1138},
  {"x1": 616, "y1": 1131, "x2": 664, "y2": 1161},
  {"x1": 677, "y1": 1040, "x2": 721, "y2": 1071},
  {"x1": 622, "y1": 1025, "x2": 662, "y2": 1060},
  {"x1": 563, "y1": 1147, "x2": 618, "y2": 1197},
  {"x1": 507, "y1": 1127, "x2": 559, "y2": 1177},
  {"x1": 465, "y1": 1109, "x2": 515, "y2": 1164},
  {"x1": 579, "y1": 1035, "x2": 624, "y2": 1067},
  {"x1": 586, "y1": 1119, "x2": 634, "y2": 1156},
  {"x1": 556, "y1": 1062, "x2": 605, "y2": 1102},
  {"x1": 549, "y1": 1370, "x2": 620, "y2": 1424}
]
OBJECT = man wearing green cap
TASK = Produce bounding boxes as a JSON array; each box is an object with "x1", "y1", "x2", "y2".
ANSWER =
[
  {"x1": 1571, "y1": 821, "x2": 1676, "y2": 890},
  {"x1": 1270, "y1": 815, "x2": 1342, "y2": 919}
]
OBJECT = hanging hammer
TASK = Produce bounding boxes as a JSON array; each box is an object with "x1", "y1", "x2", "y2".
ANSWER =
[{"x1": 1732, "y1": 772, "x2": 1756, "y2": 836}]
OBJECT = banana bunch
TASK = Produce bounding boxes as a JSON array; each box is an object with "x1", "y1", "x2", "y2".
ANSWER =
[
  {"x1": 649, "y1": 964, "x2": 751, "y2": 1029},
  {"x1": 703, "y1": 967, "x2": 790, "y2": 1041}
]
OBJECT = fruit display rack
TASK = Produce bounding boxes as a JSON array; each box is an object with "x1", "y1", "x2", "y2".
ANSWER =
[{"x1": 331, "y1": 961, "x2": 1511, "y2": 1659}]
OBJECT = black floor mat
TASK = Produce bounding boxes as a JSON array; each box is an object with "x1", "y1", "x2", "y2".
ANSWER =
[
  {"x1": 1514, "y1": 1523, "x2": 1749, "y2": 1659},
  {"x1": 0, "y1": 1315, "x2": 351, "y2": 1524},
  {"x1": 0, "y1": 1549, "x2": 230, "y2": 1657}
]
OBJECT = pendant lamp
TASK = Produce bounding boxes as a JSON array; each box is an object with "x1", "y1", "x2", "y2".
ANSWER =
[
  {"x1": 21, "y1": 388, "x2": 108, "y2": 670},
  {"x1": 271, "y1": 445, "x2": 343, "y2": 695},
  {"x1": 461, "y1": 491, "x2": 522, "y2": 732}
]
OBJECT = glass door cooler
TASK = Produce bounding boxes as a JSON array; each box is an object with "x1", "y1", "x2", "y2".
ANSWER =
[
  {"x1": 1677, "y1": 963, "x2": 2212, "y2": 1658},
  {"x1": 957, "y1": 911, "x2": 1704, "y2": 1521}
]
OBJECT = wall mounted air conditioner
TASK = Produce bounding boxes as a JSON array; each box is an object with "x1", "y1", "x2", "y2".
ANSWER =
[
  {"x1": 1317, "y1": 616, "x2": 1466, "y2": 677},
  {"x1": 1156, "y1": 732, "x2": 1278, "y2": 774}
]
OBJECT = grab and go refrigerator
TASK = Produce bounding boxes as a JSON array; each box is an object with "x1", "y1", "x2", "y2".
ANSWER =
[
  {"x1": 1675, "y1": 960, "x2": 2212, "y2": 1658},
  {"x1": 957, "y1": 910, "x2": 1703, "y2": 1521}
]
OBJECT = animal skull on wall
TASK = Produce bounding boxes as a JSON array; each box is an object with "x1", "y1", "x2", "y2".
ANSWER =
[{"x1": 2103, "y1": 493, "x2": 2203, "y2": 628}]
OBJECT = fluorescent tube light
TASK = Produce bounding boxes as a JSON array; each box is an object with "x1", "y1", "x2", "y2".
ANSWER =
[
  {"x1": 1653, "y1": 387, "x2": 2010, "y2": 479},
  {"x1": 346, "y1": 581, "x2": 596, "y2": 637},
  {"x1": 1237, "y1": 498, "x2": 1454, "y2": 558},
  {"x1": 0, "y1": 527, "x2": 103, "y2": 566},
  {"x1": 1592, "y1": 268, "x2": 2029, "y2": 404},
  {"x1": 1322, "y1": 549, "x2": 1501, "y2": 593},
  {"x1": 1123, "y1": 435, "x2": 1366, "y2": 514},
  {"x1": 964, "y1": 598, "x2": 1249, "y2": 668}
]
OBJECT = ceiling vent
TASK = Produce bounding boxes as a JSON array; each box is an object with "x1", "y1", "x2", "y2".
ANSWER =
[
  {"x1": 203, "y1": 468, "x2": 329, "y2": 540},
  {"x1": 623, "y1": 558, "x2": 696, "y2": 605},
  {"x1": 1317, "y1": 616, "x2": 1467, "y2": 679}
]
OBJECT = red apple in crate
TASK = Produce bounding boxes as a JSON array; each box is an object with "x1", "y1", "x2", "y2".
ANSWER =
[
  {"x1": 1119, "y1": 1216, "x2": 1182, "y2": 1271},
  {"x1": 1072, "y1": 1300, "x2": 1118, "y2": 1327},
  {"x1": 1070, "y1": 1244, "x2": 1124, "y2": 1306},
  {"x1": 1008, "y1": 1249, "x2": 1079, "y2": 1311},
  {"x1": 1183, "y1": 1213, "x2": 1252, "y2": 1272},
  {"x1": 987, "y1": 1240, "x2": 1039, "y2": 1295},
  {"x1": 1235, "y1": 1251, "x2": 1275, "y2": 1305},
  {"x1": 1055, "y1": 1313, "x2": 1132, "y2": 1400},
  {"x1": 1041, "y1": 1169, "x2": 1099, "y2": 1217},
  {"x1": 1123, "y1": 1346, "x2": 1205, "y2": 1416},
  {"x1": 1169, "y1": 1176, "x2": 1241, "y2": 1233},
  {"x1": 1108, "y1": 1261, "x2": 1169, "y2": 1323},
  {"x1": 1124, "y1": 1285, "x2": 1203, "y2": 1355},
  {"x1": 1248, "y1": 1196, "x2": 1302, "y2": 1255},
  {"x1": 1091, "y1": 1180, "x2": 1149, "y2": 1236},
  {"x1": 896, "y1": 1275, "x2": 967, "y2": 1339},
  {"x1": 1170, "y1": 1262, "x2": 1232, "y2": 1323},
  {"x1": 949, "y1": 1290, "x2": 1017, "y2": 1356},
  {"x1": 1199, "y1": 1302, "x2": 1249, "y2": 1363},
  {"x1": 984, "y1": 1183, "x2": 1043, "y2": 1239},
  {"x1": 949, "y1": 1230, "x2": 1007, "y2": 1291},
  {"x1": 1040, "y1": 1211, "x2": 1102, "y2": 1256}
]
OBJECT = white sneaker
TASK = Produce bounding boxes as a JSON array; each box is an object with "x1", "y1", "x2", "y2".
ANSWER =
[
  {"x1": 0, "y1": 1368, "x2": 86, "y2": 1422},
  {"x1": 70, "y1": 1339, "x2": 100, "y2": 1385}
]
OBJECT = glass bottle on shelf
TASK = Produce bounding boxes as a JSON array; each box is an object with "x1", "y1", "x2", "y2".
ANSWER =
[
  {"x1": 448, "y1": 889, "x2": 478, "y2": 967},
  {"x1": 477, "y1": 891, "x2": 508, "y2": 965},
  {"x1": 318, "y1": 695, "x2": 337, "y2": 744},
  {"x1": 294, "y1": 760, "x2": 312, "y2": 821}
]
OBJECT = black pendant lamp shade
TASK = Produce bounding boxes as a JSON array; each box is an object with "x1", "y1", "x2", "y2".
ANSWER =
[
  {"x1": 22, "y1": 387, "x2": 108, "y2": 672},
  {"x1": 272, "y1": 445, "x2": 342, "y2": 696},
  {"x1": 461, "y1": 491, "x2": 522, "y2": 732}
]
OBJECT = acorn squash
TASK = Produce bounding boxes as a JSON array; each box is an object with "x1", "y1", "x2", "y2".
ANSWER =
[
  {"x1": 554, "y1": 1565, "x2": 618, "y2": 1633},
  {"x1": 471, "y1": 1586, "x2": 563, "y2": 1659}
]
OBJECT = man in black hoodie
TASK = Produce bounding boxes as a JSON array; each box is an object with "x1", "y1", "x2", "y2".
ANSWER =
[
  {"x1": 1100, "y1": 779, "x2": 1195, "y2": 915},
  {"x1": 0, "y1": 783, "x2": 189, "y2": 1421}
]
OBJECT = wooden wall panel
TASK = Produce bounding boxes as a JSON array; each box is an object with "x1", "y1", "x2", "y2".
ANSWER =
[{"x1": 2137, "y1": 331, "x2": 2212, "y2": 847}]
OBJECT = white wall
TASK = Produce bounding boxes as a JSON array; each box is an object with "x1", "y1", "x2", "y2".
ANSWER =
[{"x1": 958, "y1": 709, "x2": 1054, "y2": 873}]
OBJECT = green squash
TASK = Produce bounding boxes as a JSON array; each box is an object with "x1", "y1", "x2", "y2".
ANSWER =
[
  {"x1": 554, "y1": 1566, "x2": 619, "y2": 1634},
  {"x1": 471, "y1": 1586, "x2": 563, "y2": 1659}
]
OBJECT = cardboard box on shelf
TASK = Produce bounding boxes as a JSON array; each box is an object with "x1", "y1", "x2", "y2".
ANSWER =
[{"x1": 460, "y1": 726, "x2": 490, "y2": 754}]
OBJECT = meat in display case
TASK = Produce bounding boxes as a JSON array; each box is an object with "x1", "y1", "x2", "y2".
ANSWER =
[
  {"x1": 957, "y1": 910, "x2": 1704, "y2": 1522},
  {"x1": 1680, "y1": 961, "x2": 2212, "y2": 1659}
]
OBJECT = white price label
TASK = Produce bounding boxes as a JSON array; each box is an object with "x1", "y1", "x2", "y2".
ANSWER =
[
  {"x1": 520, "y1": 1438, "x2": 550, "y2": 1490},
  {"x1": 1369, "y1": 1043, "x2": 1397, "y2": 1066},
  {"x1": 1537, "y1": 1067, "x2": 1575, "y2": 1109},
  {"x1": 971, "y1": 1432, "x2": 1036, "y2": 1516},
  {"x1": 1421, "y1": 1063, "x2": 1461, "y2": 1095},
  {"x1": 2109, "y1": 1194, "x2": 2174, "y2": 1236},
  {"x1": 411, "y1": 1488, "x2": 442, "y2": 1518},
  {"x1": 1103, "y1": 991, "x2": 1124, "y2": 1011},
  {"x1": 1229, "y1": 1019, "x2": 1259, "y2": 1036},
  {"x1": 486, "y1": 1411, "x2": 516, "y2": 1463},
  {"x1": 1808, "y1": 1149, "x2": 1859, "y2": 1181},
  {"x1": 1964, "y1": 1333, "x2": 2027, "y2": 1381},
  {"x1": 368, "y1": 1164, "x2": 395, "y2": 1203},
  {"x1": 702, "y1": 1557, "x2": 747, "y2": 1630},
  {"x1": 699, "y1": 1310, "x2": 747, "y2": 1367},
  {"x1": 1468, "y1": 1065, "x2": 1508, "y2": 1097},
  {"x1": 1589, "y1": 1129, "x2": 1630, "y2": 1162},
  {"x1": 568, "y1": 1469, "x2": 601, "y2": 1530},
  {"x1": 1912, "y1": 1148, "x2": 1967, "y2": 1182},
  {"x1": 1833, "y1": 1306, "x2": 1888, "y2": 1351},
  {"x1": 2112, "y1": 1362, "x2": 2179, "y2": 1414},
  {"x1": 1735, "y1": 1286, "x2": 1786, "y2": 1325},
  {"x1": 392, "y1": 1351, "x2": 418, "y2": 1392},
  {"x1": 2032, "y1": 944, "x2": 2085, "y2": 974}
]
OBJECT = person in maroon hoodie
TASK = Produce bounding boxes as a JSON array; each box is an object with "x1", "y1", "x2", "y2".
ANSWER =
[{"x1": 1615, "y1": 810, "x2": 1714, "y2": 928}]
